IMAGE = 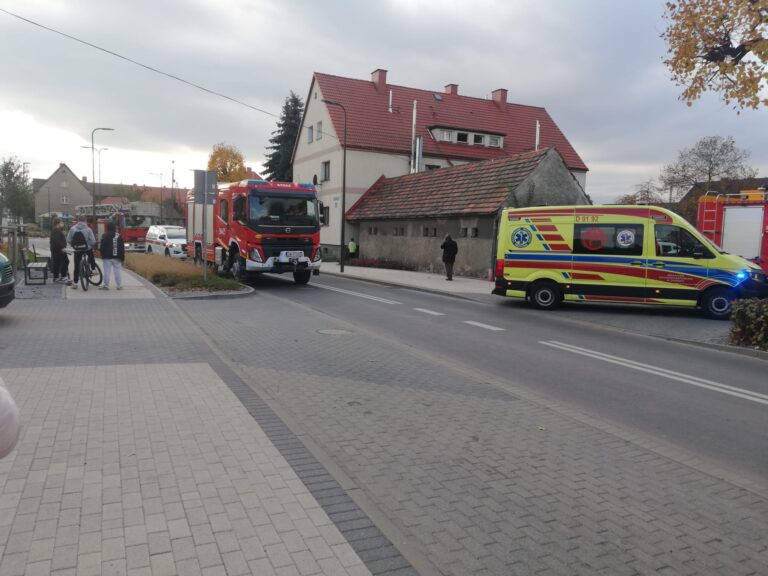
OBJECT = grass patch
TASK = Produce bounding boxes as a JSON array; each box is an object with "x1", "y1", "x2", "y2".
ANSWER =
[{"x1": 124, "y1": 253, "x2": 242, "y2": 291}]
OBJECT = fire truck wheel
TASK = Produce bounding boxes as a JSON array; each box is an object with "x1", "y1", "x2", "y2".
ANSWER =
[
  {"x1": 529, "y1": 280, "x2": 562, "y2": 310},
  {"x1": 230, "y1": 255, "x2": 245, "y2": 279},
  {"x1": 165, "y1": 248, "x2": 171, "y2": 257},
  {"x1": 701, "y1": 288, "x2": 733, "y2": 320},
  {"x1": 146, "y1": 246, "x2": 152, "y2": 254},
  {"x1": 293, "y1": 270, "x2": 311, "y2": 285}
]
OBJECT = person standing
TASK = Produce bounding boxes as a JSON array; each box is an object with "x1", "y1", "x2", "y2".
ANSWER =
[
  {"x1": 99, "y1": 220, "x2": 125, "y2": 290},
  {"x1": 440, "y1": 233, "x2": 458, "y2": 281},
  {"x1": 49, "y1": 217, "x2": 70, "y2": 283},
  {"x1": 348, "y1": 237, "x2": 358, "y2": 259},
  {"x1": 67, "y1": 215, "x2": 96, "y2": 289}
]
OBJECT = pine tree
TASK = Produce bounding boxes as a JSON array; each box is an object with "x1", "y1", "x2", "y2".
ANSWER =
[{"x1": 263, "y1": 91, "x2": 304, "y2": 182}]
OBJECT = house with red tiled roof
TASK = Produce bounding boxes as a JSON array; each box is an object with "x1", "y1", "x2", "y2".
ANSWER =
[
  {"x1": 345, "y1": 147, "x2": 588, "y2": 277},
  {"x1": 292, "y1": 69, "x2": 588, "y2": 257}
]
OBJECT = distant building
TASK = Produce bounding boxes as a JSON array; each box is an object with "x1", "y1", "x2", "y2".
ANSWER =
[
  {"x1": 292, "y1": 69, "x2": 588, "y2": 255},
  {"x1": 345, "y1": 147, "x2": 589, "y2": 277},
  {"x1": 32, "y1": 163, "x2": 187, "y2": 227}
]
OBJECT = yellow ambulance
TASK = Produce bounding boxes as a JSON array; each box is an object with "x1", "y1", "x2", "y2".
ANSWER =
[{"x1": 492, "y1": 205, "x2": 767, "y2": 319}]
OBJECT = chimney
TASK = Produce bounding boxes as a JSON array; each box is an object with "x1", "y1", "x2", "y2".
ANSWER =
[
  {"x1": 445, "y1": 84, "x2": 458, "y2": 95},
  {"x1": 82, "y1": 176, "x2": 88, "y2": 182},
  {"x1": 371, "y1": 68, "x2": 387, "y2": 91},
  {"x1": 492, "y1": 88, "x2": 508, "y2": 106}
]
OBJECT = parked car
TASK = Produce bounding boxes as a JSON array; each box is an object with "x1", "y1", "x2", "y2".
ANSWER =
[
  {"x1": 0, "y1": 251, "x2": 15, "y2": 308},
  {"x1": 145, "y1": 226, "x2": 187, "y2": 259}
]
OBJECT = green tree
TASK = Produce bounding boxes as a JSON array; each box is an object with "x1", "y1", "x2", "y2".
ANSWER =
[
  {"x1": 263, "y1": 91, "x2": 304, "y2": 182},
  {"x1": 0, "y1": 157, "x2": 34, "y2": 223},
  {"x1": 662, "y1": 0, "x2": 767, "y2": 110},
  {"x1": 207, "y1": 142, "x2": 247, "y2": 183}
]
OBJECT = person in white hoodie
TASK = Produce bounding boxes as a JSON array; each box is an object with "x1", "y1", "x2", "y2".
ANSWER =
[
  {"x1": 66, "y1": 215, "x2": 97, "y2": 289},
  {"x1": 0, "y1": 379, "x2": 20, "y2": 459}
]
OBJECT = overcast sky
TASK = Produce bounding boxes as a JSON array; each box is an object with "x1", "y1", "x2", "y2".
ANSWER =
[{"x1": 0, "y1": 0, "x2": 765, "y2": 203}]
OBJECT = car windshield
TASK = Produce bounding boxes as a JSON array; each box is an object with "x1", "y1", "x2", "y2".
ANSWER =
[{"x1": 248, "y1": 192, "x2": 318, "y2": 227}]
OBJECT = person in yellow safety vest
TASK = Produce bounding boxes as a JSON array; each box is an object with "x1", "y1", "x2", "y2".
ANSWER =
[{"x1": 348, "y1": 238, "x2": 358, "y2": 259}]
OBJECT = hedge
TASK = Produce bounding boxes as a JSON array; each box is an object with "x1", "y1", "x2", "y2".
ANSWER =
[{"x1": 729, "y1": 298, "x2": 768, "y2": 351}]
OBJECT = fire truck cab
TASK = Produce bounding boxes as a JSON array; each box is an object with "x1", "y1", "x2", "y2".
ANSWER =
[{"x1": 187, "y1": 179, "x2": 322, "y2": 284}]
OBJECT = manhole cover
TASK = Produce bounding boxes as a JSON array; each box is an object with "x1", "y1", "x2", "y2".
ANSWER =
[{"x1": 317, "y1": 329, "x2": 352, "y2": 335}]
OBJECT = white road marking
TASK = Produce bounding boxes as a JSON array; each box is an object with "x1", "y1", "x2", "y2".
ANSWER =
[
  {"x1": 464, "y1": 321, "x2": 505, "y2": 331},
  {"x1": 414, "y1": 308, "x2": 445, "y2": 316},
  {"x1": 540, "y1": 340, "x2": 768, "y2": 406},
  {"x1": 313, "y1": 283, "x2": 401, "y2": 304}
]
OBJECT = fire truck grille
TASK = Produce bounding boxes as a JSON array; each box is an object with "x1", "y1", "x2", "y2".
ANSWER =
[{"x1": 261, "y1": 238, "x2": 312, "y2": 258}]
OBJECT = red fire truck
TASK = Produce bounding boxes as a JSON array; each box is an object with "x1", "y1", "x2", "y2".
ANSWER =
[
  {"x1": 697, "y1": 189, "x2": 768, "y2": 274},
  {"x1": 186, "y1": 179, "x2": 322, "y2": 284},
  {"x1": 77, "y1": 202, "x2": 158, "y2": 252}
]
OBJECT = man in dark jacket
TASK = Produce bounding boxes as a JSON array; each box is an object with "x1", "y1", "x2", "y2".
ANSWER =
[
  {"x1": 49, "y1": 217, "x2": 69, "y2": 283},
  {"x1": 99, "y1": 220, "x2": 125, "y2": 290},
  {"x1": 440, "y1": 234, "x2": 458, "y2": 280}
]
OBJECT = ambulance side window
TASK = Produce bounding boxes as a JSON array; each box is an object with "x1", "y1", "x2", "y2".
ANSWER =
[
  {"x1": 573, "y1": 224, "x2": 644, "y2": 256},
  {"x1": 655, "y1": 225, "x2": 713, "y2": 258}
]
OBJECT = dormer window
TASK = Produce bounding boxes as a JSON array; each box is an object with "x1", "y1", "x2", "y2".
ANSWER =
[{"x1": 430, "y1": 127, "x2": 503, "y2": 148}]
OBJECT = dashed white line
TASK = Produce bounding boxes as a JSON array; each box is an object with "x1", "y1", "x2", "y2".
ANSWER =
[
  {"x1": 414, "y1": 308, "x2": 445, "y2": 316},
  {"x1": 463, "y1": 321, "x2": 505, "y2": 331},
  {"x1": 312, "y1": 283, "x2": 401, "y2": 304},
  {"x1": 540, "y1": 340, "x2": 768, "y2": 406}
]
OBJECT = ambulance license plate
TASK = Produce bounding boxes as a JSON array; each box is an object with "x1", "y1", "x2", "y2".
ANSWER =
[{"x1": 285, "y1": 251, "x2": 304, "y2": 259}]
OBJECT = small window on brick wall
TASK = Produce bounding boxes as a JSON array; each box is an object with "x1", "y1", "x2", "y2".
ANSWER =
[
  {"x1": 471, "y1": 227, "x2": 479, "y2": 238},
  {"x1": 460, "y1": 227, "x2": 468, "y2": 238},
  {"x1": 393, "y1": 227, "x2": 405, "y2": 236},
  {"x1": 431, "y1": 228, "x2": 438, "y2": 237},
  {"x1": 368, "y1": 226, "x2": 378, "y2": 235}
]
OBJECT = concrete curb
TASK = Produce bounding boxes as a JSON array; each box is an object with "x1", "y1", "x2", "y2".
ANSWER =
[
  {"x1": 165, "y1": 283, "x2": 255, "y2": 300},
  {"x1": 321, "y1": 270, "x2": 489, "y2": 303}
]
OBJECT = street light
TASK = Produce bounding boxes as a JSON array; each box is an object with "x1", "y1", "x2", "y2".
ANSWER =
[
  {"x1": 149, "y1": 172, "x2": 163, "y2": 223},
  {"x1": 91, "y1": 127, "x2": 114, "y2": 233},
  {"x1": 82, "y1": 146, "x2": 108, "y2": 201},
  {"x1": 322, "y1": 99, "x2": 347, "y2": 273}
]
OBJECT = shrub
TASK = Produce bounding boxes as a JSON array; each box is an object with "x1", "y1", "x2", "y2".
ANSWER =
[
  {"x1": 124, "y1": 253, "x2": 241, "y2": 291},
  {"x1": 729, "y1": 298, "x2": 768, "y2": 351}
]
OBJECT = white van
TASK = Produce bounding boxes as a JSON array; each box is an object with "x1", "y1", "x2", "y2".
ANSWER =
[{"x1": 145, "y1": 225, "x2": 188, "y2": 259}]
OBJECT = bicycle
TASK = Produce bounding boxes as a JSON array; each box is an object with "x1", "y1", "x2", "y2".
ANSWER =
[{"x1": 74, "y1": 249, "x2": 102, "y2": 291}]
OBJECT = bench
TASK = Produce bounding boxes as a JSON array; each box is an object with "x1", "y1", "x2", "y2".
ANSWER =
[{"x1": 20, "y1": 248, "x2": 49, "y2": 285}]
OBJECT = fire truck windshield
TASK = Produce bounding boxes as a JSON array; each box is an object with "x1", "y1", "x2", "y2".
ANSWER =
[{"x1": 248, "y1": 192, "x2": 318, "y2": 229}]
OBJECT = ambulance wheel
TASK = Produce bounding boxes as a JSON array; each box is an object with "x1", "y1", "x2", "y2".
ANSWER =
[
  {"x1": 529, "y1": 281, "x2": 562, "y2": 310},
  {"x1": 293, "y1": 270, "x2": 311, "y2": 285},
  {"x1": 701, "y1": 288, "x2": 733, "y2": 320}
]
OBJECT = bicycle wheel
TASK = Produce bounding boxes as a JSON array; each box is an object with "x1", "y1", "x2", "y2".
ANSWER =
[
  {"x1": 80, "y1": 259, "x2": 89, "y2": 291},
  {"x1": 89, "y1": 261, "x2": 103, "y2": 286}
]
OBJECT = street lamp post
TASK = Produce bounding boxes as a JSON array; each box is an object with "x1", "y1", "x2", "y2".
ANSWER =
[
  {"x1": 322, "y1": 99, "x2": 347, "y2": 273},
  {"x1": 149, "y1": 172, "x2": 163, "y2": 223},
  {"x1": 91, "y1": 127, "x2": 114, "y2": 233},
  {"x1": 82, "y1": 146, "x2": 108, "y2": 202}
]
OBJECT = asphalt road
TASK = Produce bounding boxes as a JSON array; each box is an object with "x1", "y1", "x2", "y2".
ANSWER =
[
  {"x1": 239, "y1": 272, "x2": 767, "y2": 483},
  {"x1": 175, "y1": 272, "x2": 768, "y2": 576}
]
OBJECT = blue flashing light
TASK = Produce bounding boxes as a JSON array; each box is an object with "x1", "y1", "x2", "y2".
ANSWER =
[
  {"x1": 736, "y1": 271, "x2": 747, "y2": 280},
  {"x1": 246, "y1": 180, "x2": 269, "y2": 186},
  {"x1": 298, "y1": 183, "x2": 316, "y2": 190}
]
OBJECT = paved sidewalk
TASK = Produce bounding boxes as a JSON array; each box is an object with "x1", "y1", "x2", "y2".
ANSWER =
[{"x1": 0, "y1": 264, "x2": 408, "y2": 576}]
